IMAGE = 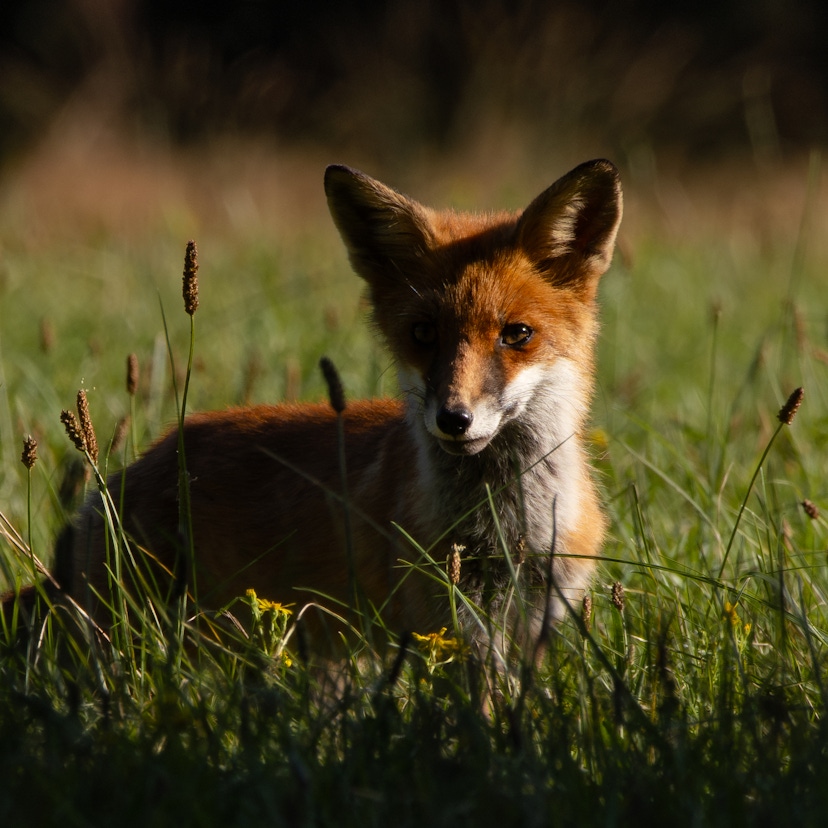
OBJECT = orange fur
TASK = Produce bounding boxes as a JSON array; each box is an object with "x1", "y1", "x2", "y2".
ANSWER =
[{"x1": 4, "y1": 160, "x2": 623, "y2": 655}]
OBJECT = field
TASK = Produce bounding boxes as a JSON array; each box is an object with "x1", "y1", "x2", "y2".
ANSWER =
[{"x1": 1, "y1": 141, "x2": 827, "y2": 825}]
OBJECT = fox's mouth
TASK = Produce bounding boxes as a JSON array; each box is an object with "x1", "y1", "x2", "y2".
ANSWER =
[{"x1": 435, "y1": 434, "x2": 493, "y2": 456}]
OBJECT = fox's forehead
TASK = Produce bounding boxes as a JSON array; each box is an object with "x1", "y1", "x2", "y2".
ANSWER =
[
  {"x1": 429, "y1": 208, "x2": 516, "y2": 241},
  {"x1": 412, "y1": 250, "x2": 558, "y2": 327}
]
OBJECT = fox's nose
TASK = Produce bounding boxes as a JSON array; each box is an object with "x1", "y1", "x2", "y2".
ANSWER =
[{"x1": 436, "y1": 404, "x2": 474, "y2": 436}]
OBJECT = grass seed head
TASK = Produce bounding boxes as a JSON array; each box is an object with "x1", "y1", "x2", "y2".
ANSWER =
[
  {"x1": 21, "y1": 435, "x2": 38, "y2": 469},
  {"x1": 802, "y1": 499, "x2": 819, "y2": 520},
  {"x1": 76, "y1": 389, "x2": 98, "y2": 465},
  {"x1": 514, "y1": 533, "x2": 526, "y2": 564},
  {"x1": 39, "y1": 318, "x2": 55, "y2": 353},
  {"x1": 60, "y1": 410, "x2": 86, "y2": 454},
  {"x1": 582, "y1": 593, "x2": 593, "y2": 631},
  {"x1": 447, "y1": 543, "x2": 464, "y2": 585},
  {"x1": 126, "y1": 353, "x2": 139, "y2": 396},
  {"x1": 777, "y1": 386, "x2": 804, "y2": 425},
  {"x1": 319, "y1": 356, "x2": 346, "y2": 413},
  {"x1": 611, "y1": 581, "x2": 625, "y2": 613},
  {"x1": 182, "y1": 239, "x2": 199, "y2": 316}
]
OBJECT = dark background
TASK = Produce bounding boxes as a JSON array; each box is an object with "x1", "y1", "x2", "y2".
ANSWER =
[{"x1": 1, "y1": 0, "x2": 826, "y2": 170}]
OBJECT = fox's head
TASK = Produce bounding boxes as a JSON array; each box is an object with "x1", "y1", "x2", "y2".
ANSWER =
[{"x1": 325, "y1": 161, "x2": 622, "y2": 457}]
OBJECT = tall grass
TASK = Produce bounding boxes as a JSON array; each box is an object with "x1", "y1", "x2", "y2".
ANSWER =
[{"x1": 1, "y1": 165, "x2": 827, "y2": 826}]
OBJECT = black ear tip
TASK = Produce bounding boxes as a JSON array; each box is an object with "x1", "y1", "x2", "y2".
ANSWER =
[
  {"x1": 325, "y1": 164, "x2": 370, "y2": 195},
  {"x1": 578, "y1": 158, "x2": 617, "y2": 172},
  {"x1": 324, "y1": 164, "x2": 351, "y2": 195},
  {"x1": 579, "y1": 159, "x2": 622, "y2": 193}
]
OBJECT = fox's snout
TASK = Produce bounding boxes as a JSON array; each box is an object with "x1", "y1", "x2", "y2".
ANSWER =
[
  {"x1": 429, "y1": 395, "x2": 495, "y2": 455},
  {"x1": 419, "y1": 363, "x2": 530, "y2": 456},
  {"x1": 404, "y1": 341, "x2": 511, "y2": 455}
]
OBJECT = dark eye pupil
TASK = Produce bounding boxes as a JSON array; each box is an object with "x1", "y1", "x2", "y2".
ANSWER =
[
  {"x1": 502, "y1": 324, "x2": 532, "y2": 346},
  {"x1": 413, "y1": 322, "x2": 436, "y2": 345}
]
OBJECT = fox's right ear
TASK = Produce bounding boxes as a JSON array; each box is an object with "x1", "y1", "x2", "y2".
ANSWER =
[{"x1": 324, "y1": 165, "x2": 435, "y2": 282}]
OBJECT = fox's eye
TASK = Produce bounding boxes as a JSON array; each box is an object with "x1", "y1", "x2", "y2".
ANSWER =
[
  {"x1": 501, "y1": 323, "x2": 533, "y2": 348},
  {"x1": 412, "y1": 321, "x2": 437, "y2": 346}
]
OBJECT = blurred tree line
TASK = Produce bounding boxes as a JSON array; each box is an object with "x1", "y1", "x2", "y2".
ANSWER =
[{"x1": 1, "y1": 0, "x2": 826, "y2": 165}]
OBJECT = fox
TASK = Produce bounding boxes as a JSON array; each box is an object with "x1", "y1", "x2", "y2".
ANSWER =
[{"x1": 2, "y1": 159, "x2": 622, "y2": 658}]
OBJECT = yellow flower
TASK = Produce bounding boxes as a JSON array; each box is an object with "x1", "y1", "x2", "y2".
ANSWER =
[
  {"x1": 723, "y1": 602, "x2": 751, "y2": 638},
  {"x1": 412, "y1": 627, "x2": 468, "y2": 662},
  {"x1": 723, "y1": 601, "x2": 740, "y2": 626},
  {"x1": 259, "y1": 599, "x2": 293, "y2": 616},
  {"x1": 245, "y1": 588, "x2": 293, "y2": 616}
]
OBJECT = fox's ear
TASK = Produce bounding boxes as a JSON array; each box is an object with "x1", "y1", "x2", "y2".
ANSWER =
[
  {"x1": 517, "y1": 159, "x2": 623, "y2": 294},
  {"x1": 324, "y1": 165, "x2": 435, "y2": 283}
]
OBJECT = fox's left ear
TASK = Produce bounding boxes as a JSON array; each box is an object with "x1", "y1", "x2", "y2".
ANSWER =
[{"x1": 517, "y1": 159, "x2": 623, "y2": 295}]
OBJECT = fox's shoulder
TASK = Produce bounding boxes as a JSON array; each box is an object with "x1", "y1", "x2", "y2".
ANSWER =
[
  {"x1": 126, "y1": 398, "x2": 408, "y2": 484},
  {"x1": 183, "y1": 397, "x2": 406, "y2": 436}
]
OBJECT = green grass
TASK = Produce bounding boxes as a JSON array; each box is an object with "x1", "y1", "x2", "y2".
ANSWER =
[{"x1": 1, "y1": 166, "x2": 827, "y2": 826}]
